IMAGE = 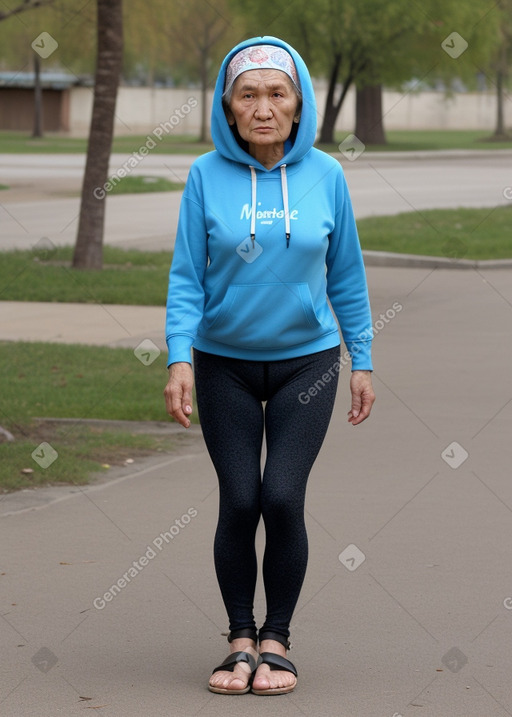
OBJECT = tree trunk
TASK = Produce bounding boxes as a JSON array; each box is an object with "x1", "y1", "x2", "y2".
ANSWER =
[
  {"x1": 493, "y1": 38, "x2": 509, "y2": 139},
  {"x1": 32, "y1": 53, "x2": 43, "y2": 138},
  {"x1": 318, "y1": 54, "x2": 354, "y2": 144},
  {"x1": 72, "y1": 0, "x2": 123, "y2": 270},
  {"x1": 319, "y1": 54, "x2": 341, "y2": 144},
  {"x1": 355, "y1": 84, "x2": 386, "y2": 145}
]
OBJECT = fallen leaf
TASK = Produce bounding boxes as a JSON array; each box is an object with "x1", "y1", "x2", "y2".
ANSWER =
[{"x1": 21, "y1": 468, "x2": 34, "y2": 475}]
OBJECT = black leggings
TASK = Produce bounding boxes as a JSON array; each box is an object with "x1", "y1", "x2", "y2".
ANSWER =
[{"x1": 193, "y1": 346, "x2": 340, "y2": 643}]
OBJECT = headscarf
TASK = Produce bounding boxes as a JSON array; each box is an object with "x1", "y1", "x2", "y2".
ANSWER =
[{"x1": 223, "y1": 44, "x2": 300, "y2": 97}]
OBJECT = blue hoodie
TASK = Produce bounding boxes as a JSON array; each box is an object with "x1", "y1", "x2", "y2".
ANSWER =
[{"x1": 165, "y1": 36, "x2": 373, "y2": 369}]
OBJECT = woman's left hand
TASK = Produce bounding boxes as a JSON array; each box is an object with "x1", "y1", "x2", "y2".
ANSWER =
[{"x1": 347, "y1": 370, "x2": 375, "y2": 425}]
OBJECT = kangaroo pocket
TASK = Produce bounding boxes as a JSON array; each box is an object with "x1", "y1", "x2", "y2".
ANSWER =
[{"x1": 200, "y1": 282, "x2": 327, "y2": 349}]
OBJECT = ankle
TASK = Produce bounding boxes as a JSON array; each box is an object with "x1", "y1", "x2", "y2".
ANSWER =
[
  {"x1": 259, "y1": 638, "x2": 287, "y2": 656},
  {"x1": 228, "y1": 637, "x2": 258, "y2": 654}
]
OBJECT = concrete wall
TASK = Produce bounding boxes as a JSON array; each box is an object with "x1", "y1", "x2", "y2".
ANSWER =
[{"x1": 68, "y1": 84, "x2": 504, "y2": 137}]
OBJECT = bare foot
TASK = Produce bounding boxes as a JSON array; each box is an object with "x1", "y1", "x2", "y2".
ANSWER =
[
  {"x1": 208, "y1": 637, "x2": 259, "y2": 693},
  {"x1": 252, "y1": 639, "x2": 297, "y2": 693}
]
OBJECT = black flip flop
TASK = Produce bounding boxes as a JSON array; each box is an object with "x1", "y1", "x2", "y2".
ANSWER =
[
  {"x1": 251, "y1": 651, "x2": 298, "y2": 695},
  {"x1": 208, "y1": 650, "x2": 260, "y2": 694}
]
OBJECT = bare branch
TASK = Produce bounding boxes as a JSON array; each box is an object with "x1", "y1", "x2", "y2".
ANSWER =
[{"x1": 0, "y1": 0, "x2": 55, "y2": 22}]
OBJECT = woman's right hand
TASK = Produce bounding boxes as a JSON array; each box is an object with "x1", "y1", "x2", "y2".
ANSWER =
[{"x1": 164, "y1": 362, "x2": 194, "y2": 428}]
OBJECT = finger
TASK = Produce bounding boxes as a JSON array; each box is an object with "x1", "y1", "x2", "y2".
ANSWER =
[
  {"x1": 171, "y1": 390, "x2": 190, "y2": 428},
  {"x1": 164, "y1": 383, "x2": 191, "y2": 428},
  {"x1": 349, "y1": 389, "x2": 362, "y2": 420},
  {"x1": 349, "y1": 391, "x2": 375, "y2": 425},
  {"x1": 181, "y1": 385, "x2": 193, "y2": 417}
]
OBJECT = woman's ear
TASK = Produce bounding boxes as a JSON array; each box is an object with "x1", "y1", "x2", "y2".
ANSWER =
[{"x1": 224, "y1": 106, "x2": 236, "y2": 126}]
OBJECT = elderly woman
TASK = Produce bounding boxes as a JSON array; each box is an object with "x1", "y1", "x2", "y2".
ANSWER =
[{"x1": 164, "y1": 36, "x2": 375, "y2": 695}]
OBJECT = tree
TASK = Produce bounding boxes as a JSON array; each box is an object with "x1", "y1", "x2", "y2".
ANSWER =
[
  {"x1": 230, "y1": 0, "x2": 501, "y2": 144},
  {"x1": 124, "y1": 0, "x2": 242, "y2": 141},
  {"x1": 72, "y1": 0, "x2": 123, "y2": 270},
  {"x1": 0, "y1": 0, "x2": 58, "y2": 138}
]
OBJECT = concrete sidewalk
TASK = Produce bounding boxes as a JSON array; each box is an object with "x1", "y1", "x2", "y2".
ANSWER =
[{"x1": 1, "y1": 264, "x2": 512, "y2": 716}]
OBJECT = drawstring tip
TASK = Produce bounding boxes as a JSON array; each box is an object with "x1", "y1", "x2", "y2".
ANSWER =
[
  {"x1": 286, "y1": 233, "x2": 290, "y2": 248},
  {"x1": 251, "y1": 234, "x2": 255, "y2": 248}
]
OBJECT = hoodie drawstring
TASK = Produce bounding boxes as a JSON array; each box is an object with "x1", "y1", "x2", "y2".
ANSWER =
[
  {"x1": 248, "y1": 164, "x2": 291, "y2": 249},
  {"x1": 249, "y1": 165, "x2": 257, "y2": 248},
  {"x1": 280, "y1": 164, "x2": 291, "y2": 248}
]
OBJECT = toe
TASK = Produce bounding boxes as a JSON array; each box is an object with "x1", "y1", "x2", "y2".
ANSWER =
[
  {"x1": 253, "y1": 665, "x2": 295, "y2": 691},
  {"x1": 209, "y1": 667, "x2": 250, "y2": 691}
]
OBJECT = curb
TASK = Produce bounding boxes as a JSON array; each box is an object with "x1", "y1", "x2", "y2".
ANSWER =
[
  {"x1": 33, "y1": 417, "x2": 203, "y2": 436},
  {"x1": 362, "y1": 250, "x2": 512, "y2": 270}
]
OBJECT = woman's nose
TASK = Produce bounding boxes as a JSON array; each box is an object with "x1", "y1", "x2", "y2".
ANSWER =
[{"x1": 254, "y1": 100, "x2": 273, "y2": 119}]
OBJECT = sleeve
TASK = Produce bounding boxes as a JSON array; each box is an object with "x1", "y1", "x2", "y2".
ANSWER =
[
  {"x1": 325, "y1": 167, "x2": 373, "y2": 371},
  {"x1": 165, "y1": 166, "x2": 208, "y2": 366}
]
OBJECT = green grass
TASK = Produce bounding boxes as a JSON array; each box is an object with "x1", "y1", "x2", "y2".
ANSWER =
[
  {"x1": 357, "y1": 206, "x2": 512, "y2": 260},
  {"x1": 0, "y1": 184, "x2": 9, "y2": 190},
  {"x1": 0, "y1": 341, "x2": 171, "y2": 424},
  {"x1": 0, "y1": 340, "x2": 198, "y2": 491},
  {"x1": 0, "y1": 132, "x2": 214, "y2": 155},
  {"x1": 1, "y1": 129, "x2": 511, "y2": 155},
  {"x1": 108, "y1": 176, "x2": 185, "y2": 194},
  {"x1": 0, "y1": 246, "x2": 171, "y2": 304},
  {"x1": 2, "y1": 425, "x2": 178, "y2": 492},
  {"x1": 324, "y1": 129, "x2": 512, "y2": 153}
]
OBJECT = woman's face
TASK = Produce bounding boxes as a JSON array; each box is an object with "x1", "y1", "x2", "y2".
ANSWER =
[{"x1": 225, "y1": 69, "x2": 300, "y2": 150}]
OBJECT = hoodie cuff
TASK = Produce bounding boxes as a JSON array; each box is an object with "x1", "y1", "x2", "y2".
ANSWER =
[
  {"x1": 166, "y1": 335, "x2": 193, "y2": 367},
  {"x1": 347, "y1": 340, "x2": 373, "y2": 371}
]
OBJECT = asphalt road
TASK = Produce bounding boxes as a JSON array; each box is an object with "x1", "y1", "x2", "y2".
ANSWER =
[{"x1": 1, "y1": 150, "x2": 511, "y2": 252}]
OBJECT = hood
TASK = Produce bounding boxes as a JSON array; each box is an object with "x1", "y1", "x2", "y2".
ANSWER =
[{"x1": 210, "y1": 36, "x2": 317, "y2": 172}]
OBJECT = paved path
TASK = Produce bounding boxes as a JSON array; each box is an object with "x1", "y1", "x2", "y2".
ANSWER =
[
  {"x1": 1, "y1": 151, "x2": 511, "y2": 252},
  {"x1": 2, "y1": 264, "x2": 512, "y2": 716}
]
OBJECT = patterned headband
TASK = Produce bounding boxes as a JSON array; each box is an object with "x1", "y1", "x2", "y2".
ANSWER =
[{"x1": 223, "y1": 45, "x2": 300, "y2": 96}]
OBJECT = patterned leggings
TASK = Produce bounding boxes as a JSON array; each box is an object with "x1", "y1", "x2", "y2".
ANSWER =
[{"x1": 193, "y1": 345, "x2": 340, "y2": 642}]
